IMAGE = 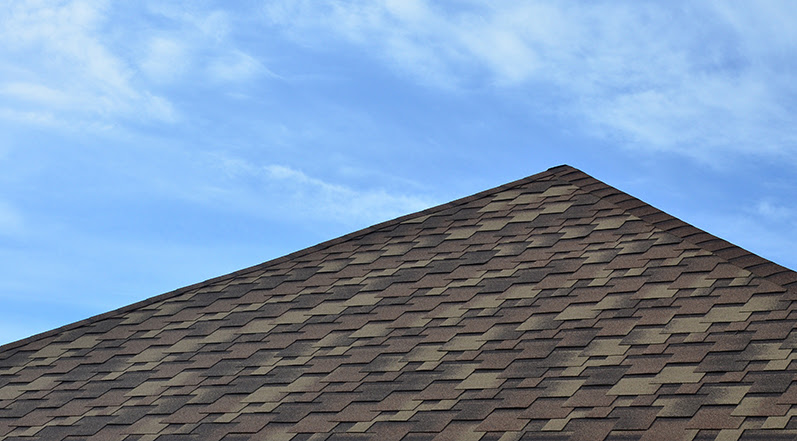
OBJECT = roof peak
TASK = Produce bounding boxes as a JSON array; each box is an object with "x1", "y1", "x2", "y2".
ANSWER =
[
  {"x1": 3, "y1": 165, "x2": 797, "y2": 440},
  {"x1": 4, "y1": 164, "x2": 794, "y2": 353},
  {"x1": 0, "y1": 165, "x2": 574, "y2": 352},
  {"x1": 7, "y1": 164, "x2": 797, "y2": 351}
]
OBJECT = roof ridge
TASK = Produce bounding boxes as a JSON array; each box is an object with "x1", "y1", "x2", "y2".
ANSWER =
[
  {"x1": 552, "y1": 166, "x2": 797, "y2": 289},
  {"x1": 0, "y1": 165, "x2": 571, "y2": 353},
  {"x1": 6, "y1": 164, "x2": 797, "y2": 439},
  {"x1": 6, "y1": 163, "x2": 794, "y2": 354}
]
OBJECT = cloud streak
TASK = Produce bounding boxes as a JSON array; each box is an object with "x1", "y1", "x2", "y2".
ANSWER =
[
  {"x1": 0, "y1": 1, "x2": 275, "y2": 130},
  {"x1": 0, "y1": 0, "x2": 176, "y2": 126},
  {"x1": 207, "y1": 154, "x2": 433, "y2": 227},
  {"x1": 8, "y1": 1, "x2": 794, "y2": 160},
  {"x1": 262, "y1": 1, "x2": 797, "y2": 162}
]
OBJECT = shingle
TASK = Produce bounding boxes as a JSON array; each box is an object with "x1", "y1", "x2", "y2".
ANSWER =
[
  {"x1": 2, "y1": 165, "x2": 797, "y2": 440},
  {"x1": 608, "y1": 406, "x2": 659, "y2": 430}
]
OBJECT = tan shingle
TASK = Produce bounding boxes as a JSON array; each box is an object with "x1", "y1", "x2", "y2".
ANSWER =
[{"x1": 2, "y1": 165, "x2": 797, "y2": 440}]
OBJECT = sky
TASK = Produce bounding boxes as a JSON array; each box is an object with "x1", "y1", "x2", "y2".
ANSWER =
[{"x1": 1, "y1": 0, "x2": 796, "y2": 346}]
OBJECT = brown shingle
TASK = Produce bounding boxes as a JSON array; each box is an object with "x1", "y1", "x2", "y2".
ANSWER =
[{"x1": 1, "y1": 165, "x2": 797, "y2": 440}]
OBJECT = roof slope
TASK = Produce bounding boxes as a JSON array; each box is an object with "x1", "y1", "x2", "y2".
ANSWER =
[{"x1": 2, "y1": 165, "x2": 797, "y2": 441}]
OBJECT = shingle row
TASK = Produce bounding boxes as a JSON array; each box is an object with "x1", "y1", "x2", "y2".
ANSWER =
[{"x1": 1, "y1": 165, "x2": 796, "y2": 441}]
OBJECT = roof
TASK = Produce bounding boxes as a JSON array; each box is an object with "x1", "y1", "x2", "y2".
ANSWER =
[{"x1": 2, "y1": 164, "x2": 797, "y2": 441}]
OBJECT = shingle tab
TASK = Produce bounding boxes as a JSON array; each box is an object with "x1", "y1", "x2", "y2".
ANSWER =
[{"x1": 1, "y1": 165, "x2": 796, "y2": 440}]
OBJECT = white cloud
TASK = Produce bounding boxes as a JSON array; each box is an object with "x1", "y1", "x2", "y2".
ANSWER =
[
  {"x1": 262, "y1": 1, "x2": 797, "y2": 161},
  {"x1": 0, "y1": 1, "x2": 276, "y2": 129},
  {"x1": 205, "y1": 154, "x2": 433, "y2": 226},
  {"x1": 207, "y1": 50, "x2": 268, "y2": 83},
  {"x1": 0, "y1": 108, "x2": 60, "y2": 128},
  {"x1": 140, "y1": 37, "x2": 190, "y2": 84},
  {"x1": 139, "y1": 3, "x2": 275, "y2": 85},
  {"x1": 144, "y1": 2, "x2": 232, "y2": 42},
  {"x1": 756, "y1": 200, "x2": 795, "y2": 222},
  {"x1": 0, "y1": 82, "x2": 71, "y2": 106},
  {"x1": 0, "y1": 0, "x2": 176, "y2": 126}
]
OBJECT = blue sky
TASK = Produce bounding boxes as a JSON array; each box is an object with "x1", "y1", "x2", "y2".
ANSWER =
[{"x1": 1, "y1": 1, "x2": 796, "y2": 346}]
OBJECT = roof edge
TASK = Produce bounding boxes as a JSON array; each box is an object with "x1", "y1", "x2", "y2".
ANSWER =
[
  {"x1": 8, "y1": 164, "x2": 792, "y2": 354},
  {"x1": 0, "y1": 165, "x2": 568, "y2": 353},
  {"x1": 552, "y1": 166, "x2": 797, "y2": 288}
]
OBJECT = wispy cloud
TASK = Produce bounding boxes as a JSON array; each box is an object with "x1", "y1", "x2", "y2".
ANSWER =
[
  {"x1": 206, "y1": 154, "x2": 433, "y2": 227},
  {"x1": 755, "y1": 200, "x2": 795, "y2": 222},
  {"x1": 207, "y1": 50, "x2": 273, "y2": 83},
  {"x1": 0, "y1": 82, "x2": 71, "y2": 107},
  {"x1": 0, "y1": 0, "x2": 176, "y2": 126},
  {"x1": 139, "y1": 37, "x2": 191, "y2": 84},
  {"x1": 137, "y1": 3, "x2": 281, "y2": 85},
  {"x1": 0, "y1": 1, "x2": 277, "y2": 129},
  {"x1": 262, "y1": 1, "x2": 797, "y2": 162}
]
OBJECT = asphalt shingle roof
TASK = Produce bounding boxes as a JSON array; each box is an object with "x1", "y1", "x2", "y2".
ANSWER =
[{"x1": 2, "y1": 165, "x2": 797, "y2": 441}]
